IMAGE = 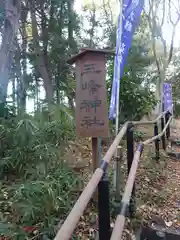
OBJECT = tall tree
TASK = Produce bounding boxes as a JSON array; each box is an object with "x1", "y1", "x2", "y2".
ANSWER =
[
  {"x1": 145, "y1": 0, "x2": 180, "y2": 113},
  {"x1": 0, "y1": 0, "x2": 20, "y2": 106},
  {"x1": 30, "y1": 0, "x2": 53, "y2": 105}
]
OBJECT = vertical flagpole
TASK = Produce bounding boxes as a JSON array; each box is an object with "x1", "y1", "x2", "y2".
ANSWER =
[{"x1": 113, "y1": 0, "x2": 123, "y2": 190}]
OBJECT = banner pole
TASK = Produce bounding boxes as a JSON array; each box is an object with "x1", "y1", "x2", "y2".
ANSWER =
[{"x1": 113, "y1": 0, "x2": 123, "y2": 190}]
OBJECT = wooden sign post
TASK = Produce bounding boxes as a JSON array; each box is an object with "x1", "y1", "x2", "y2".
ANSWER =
[{"x1": 68, "y1": 48, "x2": 111, "y2": 173}]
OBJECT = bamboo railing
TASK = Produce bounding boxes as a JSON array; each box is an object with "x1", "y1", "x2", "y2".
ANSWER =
[{"x1": 54, "y1": 110, "x2": 172, "y2": 240}]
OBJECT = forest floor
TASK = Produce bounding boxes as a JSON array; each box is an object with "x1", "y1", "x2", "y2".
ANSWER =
[{"x1": 66, "y1": 119, "x2": 180, "y2": 239}]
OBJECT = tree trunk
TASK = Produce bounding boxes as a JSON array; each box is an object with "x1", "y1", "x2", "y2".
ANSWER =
[
  {"x1": 67, "y1": 0, "x2": 76, "y2": 116},
  {"x1": 89, "y1": 2, "x2": 96, "y2": 48},
  {"x1": 15, "y1": 40, "x2": 27, "y2": 113},
  {"x1": 18, "y1": 2, "x2": 28, "y2": 113},
  {"x1": 67, "y1": 0, "x2": 76, "y2": 52},
  {"x1": 68, "y1": 97, "x2": 75, "y2": 116},
  {"x1": 30, "y1": 0, "x2": 53, "y2": 104},
  {"x1": 12, "y1": 73, "x2": 16, "y2": 112},
  {"x1": 0, "y1": 0, "x2": 20, "y2": 104},
  {"x1": 154, "y1": 68, "x2": 165, "y2": 115}
]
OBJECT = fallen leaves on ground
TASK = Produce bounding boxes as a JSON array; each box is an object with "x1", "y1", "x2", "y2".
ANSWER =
[{"x1": 62, "y1": 122, "x2": 180, "y2": 239}]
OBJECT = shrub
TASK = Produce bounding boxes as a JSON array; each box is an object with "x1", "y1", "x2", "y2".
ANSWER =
[
  {"x1": 0, "y1": 167, "x2": 81, "y2": 239},
  {"x1": 0, "y1": 105, "x2": 79, "y2": 239},
  {"x1": 0, "y1": 105, "x2": 74, "y2": 178}
]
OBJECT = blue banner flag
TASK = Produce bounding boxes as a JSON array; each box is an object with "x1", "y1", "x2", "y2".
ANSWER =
[
  {"x1": 163, "y1": 83, "x2": 173, "y2": 113},
  {"x1": 109, "y1": 0, "x2": 145, "y2": 120}
]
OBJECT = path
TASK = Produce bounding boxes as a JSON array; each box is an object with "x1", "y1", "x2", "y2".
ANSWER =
[
  {"x1": 159, "y1": 120, "x2": 180, "y2": 228},
  {"x1": 134, "y1": 120, "x2": 180, "y2": 236},
  {"x1": 65, "y1": 119, "x2": 180, "y2": 239},
  {"x1": 117, "y1": 120, "x2": 180, "y2": 239}
]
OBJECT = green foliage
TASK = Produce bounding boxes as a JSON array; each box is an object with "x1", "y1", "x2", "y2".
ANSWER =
[
  {"x1": 12, "y1": 169, "x2": 79, "y2": 223},
  {"x1": 106, "y1": 11, "x2": 157, "y2": 123},
  {"x1": 107, "y1": 51, "x2": 157, "y2": 122},
  {"x1": 4, "y1": 169, "x2": 79, "y2": 238},
  {"x1": 0, "y1": 0, "x2": 173, "y2": 238},
  {"x1": 0, "y1": 167, "x2": 80, "y2": 239},
  {"x1": 133, "y1": 130, "x2": 145, "y2": 142},
  {"x1": 0, "y1": 104, "x2": 80, "y2": 239},
  {"x1": 118, "y1": 76, "x2": 156, "y2": 122},
  {"x1": 173, "y1": 102, "x2": 180, "y2": 117},
  {"x1": 0, "y1": 105, "x2": 74, "y2": 178}
]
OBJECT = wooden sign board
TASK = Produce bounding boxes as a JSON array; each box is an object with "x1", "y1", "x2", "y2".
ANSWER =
[{"x1": 73, "y1": 50, "x2": 109, "y2": 137}]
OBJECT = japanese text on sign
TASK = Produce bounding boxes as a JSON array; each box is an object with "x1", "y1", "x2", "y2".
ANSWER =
[
  {"x1": 76, "y1": 57, "x2": 109, "y2": 137},
  {"x1": 80, "y1": 63, "x2": 104, "y2": 128}
]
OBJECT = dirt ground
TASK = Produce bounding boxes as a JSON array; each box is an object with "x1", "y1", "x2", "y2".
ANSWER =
[{"x1": 64, "y1": 118, "x2": 180, "y2": 239}]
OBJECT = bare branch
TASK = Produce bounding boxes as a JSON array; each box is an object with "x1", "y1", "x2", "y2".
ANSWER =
[
  {"x1": 160, "y1": 0, "x2": 165, "y2": 27},
  {"x1": 152, "y1": 35, "x2": 162, "y2": 77},
  {"x1": 169, "y1": 0, "x2": 180, "y2": 17},
  {"x1": 106, "y1": 0, "x2": 113, "y2": 23},
  {"x1": 146, "y1": 0, "x2": 167, "y2": 58},
  {"x1": 167, "y1": 0, "x2": 180, "y2": 64},
  {"x1": 178, "y1": 0, "x2": 180, "y2": 11},
  {"x1": 168, "y1": 0, "x2": 180, "y2": 26},
  {"x1": 145, "y1": 4, "x2": 162, "y2": 77},
  {"x1": 102, "y1": 0, "x2": 113, "y2": 24}
]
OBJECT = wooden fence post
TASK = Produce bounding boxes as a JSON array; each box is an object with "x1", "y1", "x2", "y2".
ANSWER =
[
  {"x1": 154, "y1": 123, "x2": 160, "y2": 161},
  {"x1": 126, "y1": 123, "x2": 135, "y2": 217}
]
